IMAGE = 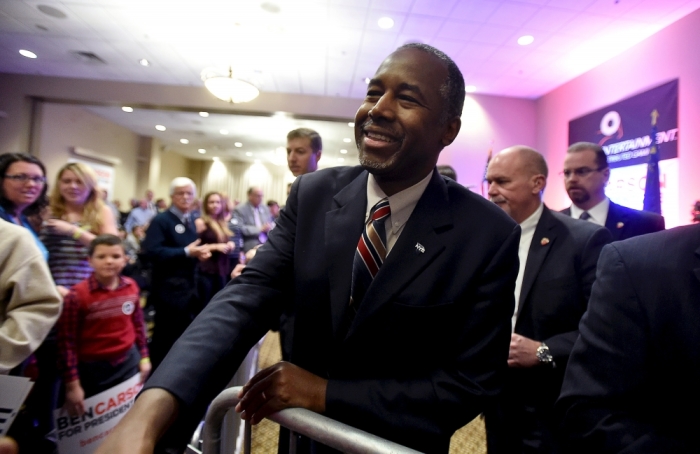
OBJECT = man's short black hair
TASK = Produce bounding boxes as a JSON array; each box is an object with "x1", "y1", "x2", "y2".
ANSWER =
[
  {"x1": 88, "y1": 234, "x2": 124, "y2": 256},
  {"x1": 287, "y1": 128, "x2": 322, "y2": 153},
  {"x1": 437, "y1": 165, "x2": 457, "y2": 180},
  {"x1": 567, "y1": 142, "x2": 609, "y2": 170},
  {"x1": 396, "y1": 43, "x2": 465, "y2": 125}
]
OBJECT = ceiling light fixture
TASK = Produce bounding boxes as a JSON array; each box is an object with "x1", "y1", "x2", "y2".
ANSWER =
[
  {"x1": 378, "y1": 17, "x2": 394, "y2": 29},
  {"x1": 121, "y1": 106, "x2": 134, "y2": 112},
  {"x1": 517, "y1": 35, "x2": 535, "y2": 46},
  {"x1": 180, "y1": 139, "x2": 189, "y2": 144},
  {"x1": 348, "y1": 122, "x2": 355, "y2": 127},
  {"x1": 245, "y1": 152, "x2": 253, "y2": 156},
  {"x1": 234, "y1": 142, "x2": 243, "y2": 147},
  {"x1": 199, "y1": 112, "x2": 209, "y2": 117},
  {"x1": 465, "y1": 85, "x2": 477, "y2": 93},
  {"x1": 139, "y1": 58, "x2": 150, "y2": 66},
  {"x1": 19, "y1": 49, "x2": 37, "y2": 59},
  {"x1": 155, "y1": 125, "x2": 166, "y2": 131},
  {"x1": 343, "y1": 138, "x2": 351, "y2": 143},
  {"x1": 201, "y1": 67, "x2": 259, "y2": 103},
  {"x1": 340, "y1": 149, "x2": 348, "y2": 154},
  {"x1": 198, "y1": 148, "x2": 206, "y2": 154},
  {"x1": 220, "y1": 129, "x2": 229, "y2": 135}
]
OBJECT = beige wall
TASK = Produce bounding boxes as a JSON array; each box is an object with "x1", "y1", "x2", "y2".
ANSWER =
[{"x1": 36, "y1": 103, "x2": 140, "y2": 206}]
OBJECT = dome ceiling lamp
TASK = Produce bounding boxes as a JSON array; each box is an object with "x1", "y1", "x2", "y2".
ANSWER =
[{"x1": 201, "y1": 66, "x2": 259, "y2": 103}]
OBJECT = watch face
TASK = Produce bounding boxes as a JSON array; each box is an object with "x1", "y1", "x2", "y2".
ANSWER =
[{"x1": 537, "y1": 345, "x2": 553, "y2": 363}]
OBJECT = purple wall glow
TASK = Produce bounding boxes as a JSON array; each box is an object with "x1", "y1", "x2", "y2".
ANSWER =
[{"x1": 536, "y1": 7, "x2": 700, "y2": 227}]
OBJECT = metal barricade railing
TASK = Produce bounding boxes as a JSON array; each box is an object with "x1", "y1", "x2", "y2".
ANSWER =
[{"x1": 202, "y1": 386, "x2": 422, "y2": 454}]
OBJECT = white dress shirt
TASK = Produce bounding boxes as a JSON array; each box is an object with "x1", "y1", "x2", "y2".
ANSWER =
[
  {"x1": 569, "y1": 198, "x2": 609, "y2": 227},
  {"x1": 513, "y1": 202, "x2": 544, "y2": 330}
]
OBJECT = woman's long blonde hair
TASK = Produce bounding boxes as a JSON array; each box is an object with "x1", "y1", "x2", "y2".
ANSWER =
[
  {"x1": 201, "y1": 191, "x2": 232, "y2": 242},
  {"x1": 49, "y1": 162, "x2": 105, "y2": 233}
]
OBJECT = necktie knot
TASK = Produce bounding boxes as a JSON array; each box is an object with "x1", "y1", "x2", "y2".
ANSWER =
[
  {"x1": 370, "y1": 198, "x2": 391, "y2": 223},
  {"x1": 579, "y1": 211, "x2": 591, "y2": 221}
]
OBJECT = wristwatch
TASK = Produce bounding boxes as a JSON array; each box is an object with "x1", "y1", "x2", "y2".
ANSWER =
[{"x1": 536, "y1": 342, "x2": 554, "y2": 365}]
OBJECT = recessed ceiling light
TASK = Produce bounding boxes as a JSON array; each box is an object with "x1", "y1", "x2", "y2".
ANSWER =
[
  {"x1": 180, "y1": 139, "x2": 189, "y2": 144},
  {"x1": 340, "y1": 149, "x2": 348, "y2": 154},
  {"x1": 343, "y1": 138, "x2": 351, "y2": 143},
  {"x1": 155, "y1": 125, "x2": 166, "y2": 131},
  {"x1": 198, "y1": 148, "x2": 206, "y2": 154},
  {"x1": 517, "y1": 35, "x2": 534, "y2": 46},
  {"x1": 338, "y1": 158, "x2": 345, "y2": 162},
  {"x1": 364, "y1": 77, "x2": 370, "y2": 84},
  {"x1": 121, "y1": 106, "x2": 133, "y2": 112},
  {"x1": 234, "y1": 142, "x2": 243, "y2": 147},
  {"x1": 19, "y1": 49, "x2": 37, "y2": 59},
  {"x1": 139, "y1": 58, "x2": 150, "y2": 66},
  {"x1": 465, "y1": 85, "x2": 477, "y2": 93},
  {"x1": 212, "y1": 157, "x2": 220, "y2": 162},
  {"x1": 199, "y1": 112, "x2": 209, "y2": 117},
  {"x1": 245, "y1": 152, "x2": 253, "y2": 156},
  {"x1": 378, "y1": 17, "x2": 394, "y2": 29},
  {"x1": 220, "y1": 129, "x2": 229, "y2": 135},
  {"x1": 348, "y1": 122, "x2": 355, "y2": 127}
]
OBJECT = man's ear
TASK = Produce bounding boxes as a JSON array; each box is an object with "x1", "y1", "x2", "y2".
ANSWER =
[
  {"x1": 532, "y1": 174, "x2": 547, "y2": 194},
  {"x1": 315, "y1": 151, "x2": 322, "y2": 163},
  {"x1": 602, "y1": 167, "x2": 610, "y2": 183},
  {"x1": 441, "y1": 118, "x2": 461, "y2": 147}
]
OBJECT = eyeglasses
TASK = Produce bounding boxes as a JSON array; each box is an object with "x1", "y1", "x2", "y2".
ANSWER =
[
  {"x1": 559, "y1": 167, "x2": 606, "y2": 179},
  {"x1": 3, "y1": 174, "x2": 47, "y2": 184}
]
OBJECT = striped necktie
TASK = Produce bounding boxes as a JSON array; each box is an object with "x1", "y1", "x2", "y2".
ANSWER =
[{"x1": 350, "y1": 198, "x2": 391, "y2": 314}]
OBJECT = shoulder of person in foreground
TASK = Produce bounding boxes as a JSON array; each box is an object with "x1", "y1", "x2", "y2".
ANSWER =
[{"x1": 0, "y1": 219, "x2": 62, "y2": 373}]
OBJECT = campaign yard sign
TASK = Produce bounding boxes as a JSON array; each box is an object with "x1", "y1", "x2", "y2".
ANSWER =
[
  {"x1": 54, "y1": 373, "x2": 142, "y2": 454},
  {"x1": 568, "y1": 80, "x2": 678, "y2": 169}
]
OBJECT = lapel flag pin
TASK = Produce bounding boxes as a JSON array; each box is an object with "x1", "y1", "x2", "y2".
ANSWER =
[
  {"x1": 415, "y1": 243, "x2": 425, "y2": 253},
  {"x1": 540, "y1": 237, "x2": 550, "y2": 246},
  {"x1": 617, "y1": 222, "x2": 624, "y2": 229}
]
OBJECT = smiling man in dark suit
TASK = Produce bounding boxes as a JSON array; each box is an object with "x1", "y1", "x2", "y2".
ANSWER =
[
  {"x1": 560, "y1": 142, "x2": 665, "y2": 240},
  {"x1": 96, "y1": 43, "x2": 520, "y2": 454},
  {"x1": 485, "y1": 146, "x2": 611, "y2": 453},
  {"x1": 558, "y1": 224, "x2": 700, "y2": 453}
]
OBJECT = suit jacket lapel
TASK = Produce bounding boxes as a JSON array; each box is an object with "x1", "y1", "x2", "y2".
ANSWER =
[
  {"x1": 605, "y1": 201, "x2": 625, "y2": 241},
  {"x1": 346, "y1": 170, "x2": 452, "y2": 340},
  {"x1": 325, "y1": 171, "x2": 368, "y2": 337},
  {"x1": 518, "y1": 206, "x2": 557, "y2": 317}
]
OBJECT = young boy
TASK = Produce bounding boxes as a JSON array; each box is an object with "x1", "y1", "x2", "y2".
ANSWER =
[{"x1": 57, "y1": 234, "x2": 150, "y2": 416}]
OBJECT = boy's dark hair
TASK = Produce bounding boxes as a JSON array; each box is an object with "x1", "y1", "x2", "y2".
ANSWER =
[{"x1": 88, "y1": 234, "x2": 124, "y2": 256}]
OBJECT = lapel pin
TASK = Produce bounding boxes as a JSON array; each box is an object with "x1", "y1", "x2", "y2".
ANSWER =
[
  {"x1": 540, "y1": 237, "x2": 550, "y2": 246},
  {"x1": 617, "y1": 222, "x2": 624, "y2": 229},
  {"x1": 415, "y1": 243, "x2": 425, "y2": 253}
]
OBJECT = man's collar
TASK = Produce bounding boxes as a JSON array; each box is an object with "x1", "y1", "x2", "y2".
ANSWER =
[
  {"x1": 571, "y1": 198, "x2": 609, "y2": 225},
  {"x1": 366, "y1": 170, "x2": 432, "y2": 232}
]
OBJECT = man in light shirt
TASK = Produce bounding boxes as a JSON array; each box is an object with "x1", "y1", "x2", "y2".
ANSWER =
[{"x1": 484, "y1": 145, "x2": 611, "y2": 454}]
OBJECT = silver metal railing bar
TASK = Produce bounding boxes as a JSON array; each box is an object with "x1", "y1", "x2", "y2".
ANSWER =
[{"x1": 202, "y1": 386, "x2": 422, "y2": 454}]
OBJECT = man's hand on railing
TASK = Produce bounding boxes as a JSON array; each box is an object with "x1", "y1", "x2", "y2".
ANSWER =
[{"x1": 235, "y1": 361, "x2": 327, "y2": 425}]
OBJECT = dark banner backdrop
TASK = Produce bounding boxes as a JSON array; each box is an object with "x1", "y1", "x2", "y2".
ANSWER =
[{"x1": 568, "y1": 79, "x2": 678, "y2": 169}]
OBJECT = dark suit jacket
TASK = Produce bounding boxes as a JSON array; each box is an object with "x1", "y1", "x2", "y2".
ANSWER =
[
  {"x1": 557, "y1": 224, "x2": 700, "y2": 454},
  {"x1": 486, "y1": 206, "x2": 611, "y2": 453},
  {"x1": 233, "y1": 202, "x2": 274, "y2": 252},
  {"x1": 561, "y1": 200, "x2": 665, "y2": 241},
  {"x1": 147, "y1": 167, "x2": 521, "y2": 453}
]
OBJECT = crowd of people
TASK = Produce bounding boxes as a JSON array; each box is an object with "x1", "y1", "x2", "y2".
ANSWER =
[{"x1": 1, "y1": 42, "x2": 697, "y2": 454}]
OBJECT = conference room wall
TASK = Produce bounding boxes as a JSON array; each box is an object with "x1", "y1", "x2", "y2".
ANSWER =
[{"x1": 536, "y1": 6, "x2": 700, "y2": 227}]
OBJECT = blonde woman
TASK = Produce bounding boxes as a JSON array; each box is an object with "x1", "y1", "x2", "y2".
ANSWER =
[
  {"x1": 41, "y1": 162, "x2": 118, "y2": 295},
  {"x1": 195, "y1": 191, "x2": 234, "y2": 306}
]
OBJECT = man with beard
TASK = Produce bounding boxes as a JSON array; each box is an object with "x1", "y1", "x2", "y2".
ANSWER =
[
  {"x1": 560, "y1": 142, "x2": 664, "y2": 241},
  {"x1": 96, "y1": 43, "x2": 519, "y2": 454}
]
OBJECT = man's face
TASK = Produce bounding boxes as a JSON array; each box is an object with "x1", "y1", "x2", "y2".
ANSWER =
[
  {"x1": 89, "y1": 244, "x2": 127, "y2": 281},
  {"x1": 486, "y1": 151, "x2": 543, "y2": 224},
  {"x1": 248, "y1": 188, "x2": 263, "y2": 207},
  {"x1": 171, "y1": 185, "x2": 194, "y2": 212},
  {"x1": 354, "y1": 48, "x2": 460, "y2": 188},
  {"x1": 563, "y1": 149, "x2": 609, "y2": 208},
  {"x1": 139, "y1": 199, "x2": 148, "y2": 209},
  {"x1": 287, "y1": 137, "x2": 320, "y2": 176},
  {"x1": 146, "y1": 190, "x2": 154, "y2": 201}
]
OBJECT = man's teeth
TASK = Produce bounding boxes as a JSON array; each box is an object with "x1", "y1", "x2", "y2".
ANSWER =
[{"x1": 366, "y1": 131, "x2": 394, "y2": 142}]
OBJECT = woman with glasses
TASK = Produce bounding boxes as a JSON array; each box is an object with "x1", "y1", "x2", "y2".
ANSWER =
[{"x1": 0, "y1": 153, "x2": 49, "y2": 258}]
